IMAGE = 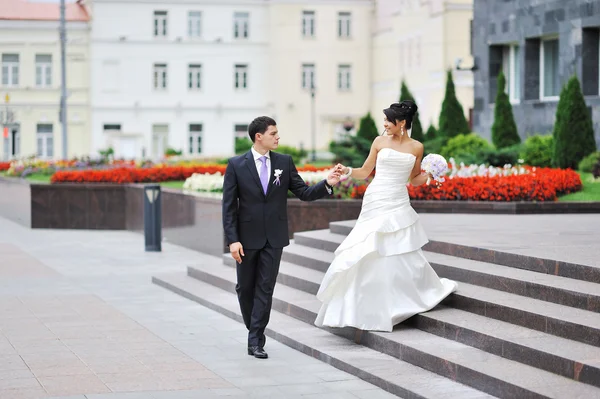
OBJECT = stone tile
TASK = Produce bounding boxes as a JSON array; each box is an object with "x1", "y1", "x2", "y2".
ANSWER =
[
  {"x1": 0, "y1": 387, "x2": 48, "y2": 399},
  {"x1": 351, "y1": 389, "x2": 399, "y2": 399},
  {"x1": 96, "y1": 373, "x2": 167, "y2": 392},
  {"x1": 0, "y1": 377, "x2": 42, "y2": 390},
  {"x1": 0, "y1": 354, "x2": 29, "y2": 370},
  {"x1": 0, "y1": 369, "x2": 35, "y2": 380},
  {"x1": 86, "y1": 393, "x2": 160, "y2": 399},
  {"x1": 38, "y1": 374, "x2": 110, "y2": 396}
]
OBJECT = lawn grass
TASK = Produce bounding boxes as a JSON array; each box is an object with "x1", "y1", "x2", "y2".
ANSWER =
[
  {"x1": 25, "y1": 173, "x2": 52, "y2": 183},
  {"x1": 159, "y1": 180, "x2": 185, "y2": 190},
  {"x1": 558, "y1": 172, "x2": 600, "y2": 202}
]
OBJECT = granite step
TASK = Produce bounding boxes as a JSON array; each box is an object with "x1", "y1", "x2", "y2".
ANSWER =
[
  {"x1": 152, "y1": 272, "x2": 495, "y2": 399},
  {"x1": 180, "y1": 264, "x2": 600, "y2": 399},
  {"x1": 425, "y1": 252, "x2": 600, "y2": 313},
  {"x1": 327, "y1": 220, "x2": 600, "y2": 284},
  {"x1": 282, "y1": 242, "x2": 600, "y2": 316},
  {"x1": 294, "y1": 229, "x2": 346, "y2": 252},
  {"x1": 212, "y1": 259, "x2": 600, "y2": 387}
]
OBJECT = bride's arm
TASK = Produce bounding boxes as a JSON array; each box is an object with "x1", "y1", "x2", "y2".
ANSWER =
[
  {"x1": 341, "y1": 138, "x2": 380, "y2": 180},
  {"x1": 408, "y1": 143, "x2": 431, "y2": 187}
]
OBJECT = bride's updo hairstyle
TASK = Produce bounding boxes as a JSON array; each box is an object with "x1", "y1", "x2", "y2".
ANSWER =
[{"x1": 383, "y1": 100, "x2": 418, "y2": 129}]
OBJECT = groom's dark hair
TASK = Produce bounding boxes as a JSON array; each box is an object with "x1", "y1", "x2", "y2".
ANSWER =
[{"x1": 248, "y1": 116, "x2": 276, "y2": 143}]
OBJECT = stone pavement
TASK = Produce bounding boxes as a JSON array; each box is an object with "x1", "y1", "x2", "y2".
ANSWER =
[
  {"x1": 419, "y1": 213, "x2": 600, "y2": 268},
  {"x1": 0, "y1": 216, "x2": 397, "y2": 399}
]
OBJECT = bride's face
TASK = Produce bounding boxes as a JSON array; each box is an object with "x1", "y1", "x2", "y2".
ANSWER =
[{"x1": 383, "y1": 116, "x2": 402, "y2": 136}]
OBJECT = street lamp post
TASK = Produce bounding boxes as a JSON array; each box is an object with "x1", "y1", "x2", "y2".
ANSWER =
[
  {"x1": 59, "y1": 0, "x2": 68, "y2": 159},
  {"x1": 310, "y1": 83, "x2": 316, "y2": 162}
]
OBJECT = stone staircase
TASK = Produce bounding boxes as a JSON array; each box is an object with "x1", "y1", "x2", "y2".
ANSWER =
[{"x1": 153, "y1": 220, "x2": 600, "y2": 399}]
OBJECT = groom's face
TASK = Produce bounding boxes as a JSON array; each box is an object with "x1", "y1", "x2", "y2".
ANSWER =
[{"x1": 257, "y1": 125, "x2": 279, "y2": 151}]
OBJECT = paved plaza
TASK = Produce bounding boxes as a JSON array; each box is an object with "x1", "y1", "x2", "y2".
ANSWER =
[
  {"x1": 0, "y1": 212, "x2": 598, "y2": 398},
  {"x1": 0, "y1": 216, "x2": 397, "y2": 399}
]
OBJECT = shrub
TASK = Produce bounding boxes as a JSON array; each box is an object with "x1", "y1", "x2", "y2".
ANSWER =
[
  {"x1": 330, "y1": 112, "x2": 379, "y2": 166},
  {"x1": 235, "y1": 137, "x2": 252, "y2": 154},
  {"x1": 520, "y1": 135, "x2": 553, "y2": 167},
  {"x1": 578, "y1": 151, "x2": 600, "y2": 173},
  {"x1": 425, "y1": 124, "x2": 438, "y2": 141},
  {"x1": 165, "y1": 148, "x2": 182, "y2": 156},
  {"x1": 438, "y1": 69, "x2": 470, "y2": 139},
  {"x1": 552, "y1": 75, "x2": 597, "y2": 169},
  {"x1": 593, "y1": 159, "x2": 600, "y2": 178},
  {"x1": 440, "y1": 133, "x2": 493, "y2": 161},
  {"x1": 491, "y1": 71, "x2": 521, "y2": 149},
  {"x1": 277, "y1": 145, "x2": 307, "y2": 165},
  {"x1": 423, "y1": 136, "x2": 446, "y2": 157},
  {"x1": 399, "y1": 81, "x2": 424, "y2": 142}
]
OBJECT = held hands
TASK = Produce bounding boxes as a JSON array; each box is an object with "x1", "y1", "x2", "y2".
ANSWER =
[
  {"x1": 326, "y1": 165, "x2": 343, "y2": 186},
  {"x1": 229, "y1": 242, "x2": 244, "y2": 264}
]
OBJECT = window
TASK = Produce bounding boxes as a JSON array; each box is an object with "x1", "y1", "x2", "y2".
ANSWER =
[
  {"x1": 1, "y1": 54, "x2": 19, "y2": 87},
  {"x1": 502, "y1": 45, "x2": 520, "y2": 102},
  {"x1": 302, "y1": 11, "x2": 315, "y2": 37},
  {"x1": 35, "y1": 54, "x2": 52, "y2": 87},
  {"x1": 153, "y1": 63, "x2": 167, "y2": 90},
  {"x1": 234, "y1": 64, "x2": 248, "y2": 89},
  {"x1": 234, "y1": 12, "x2": 249, "y2": 39},
  {"x1": 541, "y1": 38, "x2": 559, "y2": 99},
  {"x1": 338, "y1": 64, "x2": 351, "y2": 91},
  {"x1": 103, "y1": 124, "x2": 121, "y2": 132},
  {"x1": 188, "y1": 124, "x2": 202, "y2": 155},
  {"x1": 188, "y1": 11, "x2": 202, "y2": 37},
  {"x1": 338, "y1": 12, "x2": 351, "y2": 38},
  {"x1": 235, "y1": 124, "x2": 248, "y2": 139},
  {"x1": 188, "y1": 64, "x2": 202, "y2": 90},
  {"x1": 153, "y1": 11, "x2": 168, "y2": 37},
  {"x1": 302, "y1": 63, "x2": 315, "y2": 89},
  {"x1": 36, "y1": 124, "x2": 53, "y2": 158}
]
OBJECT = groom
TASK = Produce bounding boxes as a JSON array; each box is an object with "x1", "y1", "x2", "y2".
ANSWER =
[{"x1": 222, "y1": 116, "x2": 341, "y2": 359}]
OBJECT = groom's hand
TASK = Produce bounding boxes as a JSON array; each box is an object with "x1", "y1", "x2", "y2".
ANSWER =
[
  {"x1": 229, "y1": 242, "x2": 244, "y2": 264},
  {"x1": 326, "y1": 167, "x2": 342, "y2": 186}
]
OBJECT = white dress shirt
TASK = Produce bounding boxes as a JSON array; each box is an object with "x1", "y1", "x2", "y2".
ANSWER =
[{"x1": 251, "y1": 146, "x2": 271, "y2": 179}]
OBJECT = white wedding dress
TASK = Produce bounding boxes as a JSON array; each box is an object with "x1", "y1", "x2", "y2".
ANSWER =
[{"x1": 315, "y1": 148, "x2": 457, "y2": 332}]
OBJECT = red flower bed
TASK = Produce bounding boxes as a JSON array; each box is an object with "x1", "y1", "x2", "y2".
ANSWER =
[
  {"x1": 0, "y1": 162, "x2": 10, "y2": 172},
  {"x1": 51, "y1": 164, "x2": 331, "y2": 184},
  {"x1": 351, "y1": 168, "x2": 582, "y2": 202}
]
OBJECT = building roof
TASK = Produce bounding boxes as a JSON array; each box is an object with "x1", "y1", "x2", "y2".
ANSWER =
[{"x1": 0, "y1": 0, "x2": 89, "y2": 22}]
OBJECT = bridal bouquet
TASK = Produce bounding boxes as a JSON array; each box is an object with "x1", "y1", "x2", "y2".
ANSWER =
[{"x1": 421, "y1": 154, "x2": 449, "y2": 186}]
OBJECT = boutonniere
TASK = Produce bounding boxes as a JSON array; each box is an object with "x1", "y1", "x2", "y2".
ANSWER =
[{"x1": 273, "y1": 169, "x2": 283, "y2": 185}]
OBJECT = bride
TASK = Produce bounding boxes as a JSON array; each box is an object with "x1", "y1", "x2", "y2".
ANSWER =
[{"x1": 314, "y1": 100, "x2": 457, "y2": 332}]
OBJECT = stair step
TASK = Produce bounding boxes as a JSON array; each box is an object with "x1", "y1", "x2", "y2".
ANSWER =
[
  {"x1": 329, "y1": 220, "x2": 600, "y2": 284},
  {"x1": 425, "y1": 252, "x2": 600, "y2": 313},
  {"x1": 179, "y1": 265, "x2": 600, "y2": 399},
  {"x1": 210, "y1": 258, "x2": 600, "y2": 387},
  {"x1": 294, "y1": 229, "x2": 346, "y2": 252},
  {"x1": 329, "y1": 220, "x2": 355, "y2": 235},
  {"x1": 282, "y1": 242, "x2": 334, "y2": 272},
  {"x1": 450, "y1": 283, "x2": 600, "y2": 347},
  {"x1": 152, "y1": 272, "x2": 495, "y2": 399}
]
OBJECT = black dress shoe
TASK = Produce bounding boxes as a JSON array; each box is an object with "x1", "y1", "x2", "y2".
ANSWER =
[{"x1": 247, "y1": 345, "x2": 268, "y2": 359}]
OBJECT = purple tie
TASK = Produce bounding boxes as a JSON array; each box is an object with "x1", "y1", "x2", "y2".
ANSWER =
[{"x1": 259, "y1": 155, "x2": 268, "y2": 194}]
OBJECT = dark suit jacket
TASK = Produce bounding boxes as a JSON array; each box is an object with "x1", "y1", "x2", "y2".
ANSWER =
[{"x1": 222, "y1": 150, "x2": 331, "y2": 249}]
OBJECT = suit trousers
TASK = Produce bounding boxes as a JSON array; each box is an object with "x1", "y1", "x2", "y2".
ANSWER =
[{"x1": 235, "y1": 242, "x2": 283, "y2": 347}]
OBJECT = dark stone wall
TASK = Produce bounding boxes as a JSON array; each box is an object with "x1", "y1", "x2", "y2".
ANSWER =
[{"x1": 472, "y1": 0, "x2": 600, "y2": 145}]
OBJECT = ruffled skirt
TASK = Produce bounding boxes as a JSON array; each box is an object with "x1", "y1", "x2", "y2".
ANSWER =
[{"x1": 314, "y1": 204, "x2": 457, "y2": 332}]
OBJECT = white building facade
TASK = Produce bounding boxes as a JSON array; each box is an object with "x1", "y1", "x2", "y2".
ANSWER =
[
  {"x1": 268, "y1": 0, "x2": 373, "y2": 154},
  {"x1": 90, "y1": 0, "x2": 271, "y2": 159},
  {"x1": 90, "y1": 0, "x2": 373, "y2": 159},
  {"x1": 0, "y1": 0, "x2": 91, "y2": 161}
]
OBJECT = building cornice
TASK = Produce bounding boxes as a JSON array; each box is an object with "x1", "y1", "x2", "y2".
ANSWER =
[
  {"x1": 0, "y1": 20, "x2": 89, "y2": 30},
  {"x1": 92, "y1": 0, "x2": 371, "y2": 4}
]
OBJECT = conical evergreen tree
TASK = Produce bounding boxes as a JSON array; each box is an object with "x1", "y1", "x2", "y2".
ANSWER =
[
  {"x1": 399, "y1": 80, "x2": 425, "y2": 142},
  {"x1": 491, "y1": 71, "x2": 521, "y2": 149},
  {"x1": 552, "y1": 75, "x2": 598, "y2": 169},
  {"x1": 438, "y1": 69, "x2": 470, "y2": 138},
  {"x1": 425, "y1": 123, "x2": 438, "y2": 141},
  {"x1": 356, "y1": 112, "x2": 379, "y2": 142}
]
